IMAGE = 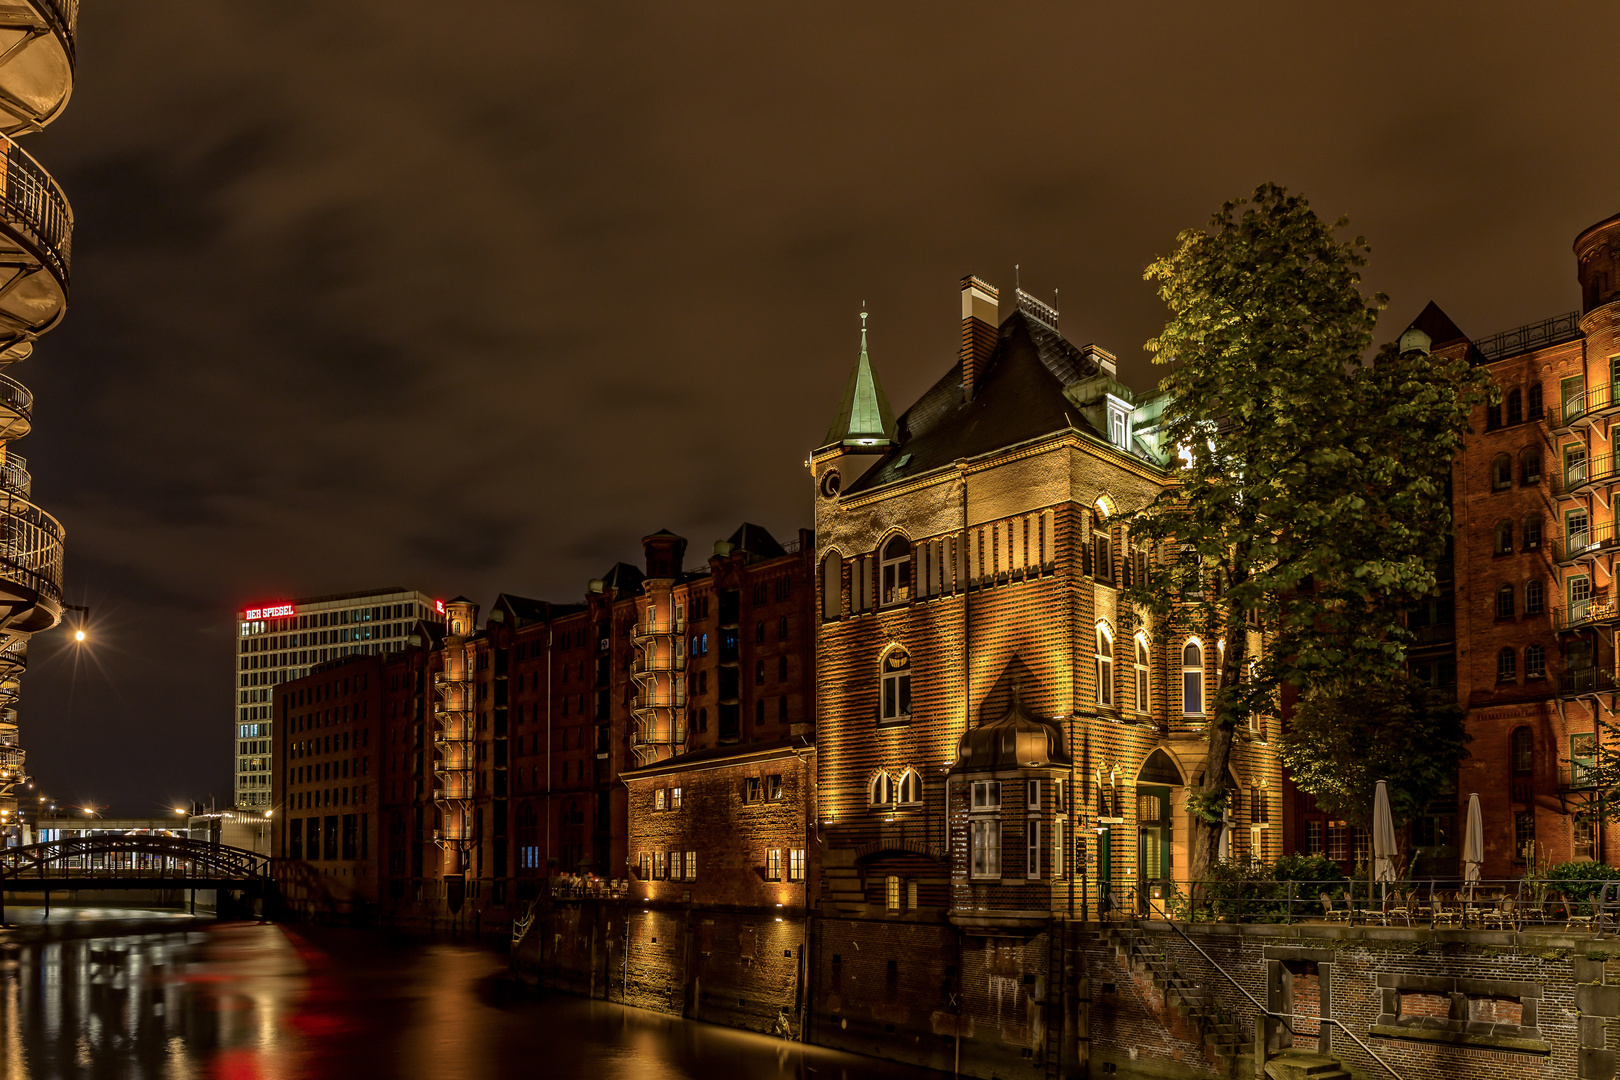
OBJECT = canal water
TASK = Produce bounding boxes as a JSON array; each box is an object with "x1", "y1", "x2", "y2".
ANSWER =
[{"x1": 0, "y1": 908, "x2": 947, "y2": 1080}]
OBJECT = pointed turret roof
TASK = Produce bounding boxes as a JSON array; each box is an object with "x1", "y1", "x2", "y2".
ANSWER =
[
  {"x1": 1404, "y1": 301, "x2": 1468, "y2": 348},
  {"x1": 823, "y1": 316, "x2": 896, "y2": 450}
]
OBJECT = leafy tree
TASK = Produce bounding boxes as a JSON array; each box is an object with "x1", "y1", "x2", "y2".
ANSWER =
[
  {"x1": 1127, "y1": 183, "x2": 1488, "y2": 883},
  {"x1": 1278, "y1": 674, "x2": 1470, "y2": 833}
]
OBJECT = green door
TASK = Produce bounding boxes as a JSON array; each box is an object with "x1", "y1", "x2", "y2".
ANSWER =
[{"x1": 1137, "y1": 785, "x2": 1173, "y2": 914}]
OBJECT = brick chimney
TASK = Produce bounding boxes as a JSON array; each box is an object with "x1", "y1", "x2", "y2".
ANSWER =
[{"x1": 960, "y1": 275, "x2": 999, "y2": 402}]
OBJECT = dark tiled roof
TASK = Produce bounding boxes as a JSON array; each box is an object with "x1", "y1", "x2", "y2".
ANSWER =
[
  {"x1": 1405, "y1": 300, "x2": 1468, "y2": 348},
  {"x1": 726, "y1": 522, "x2": 785, "y2": 558},
  {"x1": 599, "y1": 562, "x2": 645, "y2": 595},
  {"x1": 494, "y1": 593, "x2": 552, "y2": 625},
  {"x1": 847, "y1": 311, "x2": 1105, "y2": 494}
]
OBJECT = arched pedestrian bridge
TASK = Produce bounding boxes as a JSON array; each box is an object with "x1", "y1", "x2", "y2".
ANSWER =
[{"x1": 0, "y1": 834, "x2": 270, "y2": 921}]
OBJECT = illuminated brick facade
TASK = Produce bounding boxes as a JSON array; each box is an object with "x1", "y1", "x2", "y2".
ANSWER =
[
  {"x1": 272, "y1": 653, "x2": 384, "y2": 915},
  {"x1": 1392, "y1": 210, "x2": 1620, "y2": 876},
  {"x1": 812, "y1": 279, "x2": 1281, "y2": 926}
]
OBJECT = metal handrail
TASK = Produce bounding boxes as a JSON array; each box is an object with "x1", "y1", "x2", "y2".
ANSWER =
[
  {"x1": 1555, "y1": 520, "x2": 1619, "y2": 563},
  {"x1": 1, "y1": 135, "x2": 71, "y2": 285},
  {"x1": 0, "y1": 372, "x2": 30, "y2": 421},
  {"x1": 1474, "y1": 310, "x2": 1581, "y2": 362},
  {"x1": 0, "y1": 494, "x2": 62, "y2": 603},
  {"x1": 0, "y1": 454, "x2": 29, "y2": 498},
  {"x1": 37, "y1": 0, "x2": 77, "y2": 50},
  {"x1": 1148, "y1": 907, "x2": 1407, "y2": 1080}
]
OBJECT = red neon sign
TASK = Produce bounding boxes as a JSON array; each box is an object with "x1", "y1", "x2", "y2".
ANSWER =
[
  {"x1": 243, "y1": 603, "x2": 295, "y2": 620},
  {"x1": 435, "y1": 600, "x2": 445, "y2": 614}
]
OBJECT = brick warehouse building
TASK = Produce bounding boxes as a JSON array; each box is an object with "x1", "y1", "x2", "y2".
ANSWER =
[
  {"x1": 805, "y1": 278, "x2": 1280, "y2": 1074},
  {"x1": 275, "y1": 523, "x2": 818, "y2": 931},
  {"x1": 1369, "y1": 210, "x2": 1620, "y2": 879}
]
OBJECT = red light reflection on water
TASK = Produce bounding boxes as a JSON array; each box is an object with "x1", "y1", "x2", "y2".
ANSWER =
[{"x1": 0, "y1": 914, "x2": 941, "y2": 1080}]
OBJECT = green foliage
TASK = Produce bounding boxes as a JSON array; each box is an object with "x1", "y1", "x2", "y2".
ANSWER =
[
  {"x1": 1185, "y1": 788, "x2": 1229, "y2": 825},
  {"x1": 1543, "y1": 861, "x2": 1620, "y2": 911},
  {"x1": 1192, "y1": 857, "x2": 1348, "y2": 922},
  {"x1": 1278, "y1": 673, "x2": 1471, "y2": 828},
  {"x1": 1270, "y1": 853, "x2": 1347, "y2": 883},
  {"x1": 1126, "y1": 183, "x2": 1489, "y2": 877}
]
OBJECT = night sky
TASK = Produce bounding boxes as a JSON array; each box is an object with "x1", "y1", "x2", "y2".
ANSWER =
[{"x1": 17, "y1": 3, "x2": 1620, "y2": 814}]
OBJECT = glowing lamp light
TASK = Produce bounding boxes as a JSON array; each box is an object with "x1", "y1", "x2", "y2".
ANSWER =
[{"x1": 74, "y1": 629, "x2": 85, "y2": 642}]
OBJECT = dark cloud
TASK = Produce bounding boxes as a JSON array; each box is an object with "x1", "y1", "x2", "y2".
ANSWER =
[{"x1": 12, "y1": 1, "x2": 1620, "y2": 811}]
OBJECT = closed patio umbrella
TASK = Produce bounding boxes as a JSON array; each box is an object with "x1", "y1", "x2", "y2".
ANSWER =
[
  {"x1": 1462, "y1": 792, "x2": 1484, "y2": 888},
  {"x1": 1373, "y1": 780, "x2": 1398, "y2": 887}
]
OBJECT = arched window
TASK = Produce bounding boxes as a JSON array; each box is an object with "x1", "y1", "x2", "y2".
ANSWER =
[
  {"x1": 1096, "y1": 624, "x2": 1114, "y2": 706},
  {"x1": 1497, "y1": 647, "x2": 1517, "y2": 683},
  {"x1": 1492, "y1": 453, "x2": 1512, "y2": 491},
  {"x1": 1486, "y1": 400, "x2": 1502, "y2": 430},
  {"x1": 1134, "y1": 633, "x2": 1150, "y2": 714},
  {"x1": 880, "y1": 649, "x2": 911, "y2": 722},
  {"x1": 1520, "y1": 446, "x2": 1540, "y2": 485},
  {"x1": 1528, "y1": 382, "x2": 1543, "y2": 419},
  {"x1": 1522, "y1": 514, "x2": 1542, "y2": 551},
  {"x1": 1525, "y1": 643, "x2": 1546, "y2": 679},
  {"x1": 1494, "y1": 519, "x2": 1513, "y2": 555},
  {"x1": 1525, "y1": 579, "x2": 1545, "y2": 614},
  {"x1": 879, "y1": 535, "x2": 912, "y2": 606},
  {"x1": 1495, "y1": 584, "x2": 1515, "y2": 619},
  {"x1": 1182, "y1": 641, "x2": 1203, "y2": 716},
  {"x1": 821, "y1": 553, "x2": 842, "y2": 621},
  {"x1": 1092, "y1": 510, "x2": 1113, "y2": 583},
  {"x1": 897, "y1": 768, "x2": 922, "y2": 806},
  {"x1": 869, "y1": 772, "x2": 893, "y2": 806},
  {"x1": 1511, "y1": 726, "x2": 1534, "y2": 775},
  {"x1": 1506, "y1": 388, "x2": 1522, "y2": 425}
]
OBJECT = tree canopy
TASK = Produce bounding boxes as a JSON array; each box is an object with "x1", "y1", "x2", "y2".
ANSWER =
[
  {"x1": 1278, "y1": 674, "x2": 1471, "y2": 831},
  {"x1": 1126, "y1": 183, "x2": 1489, "y2": 880}
]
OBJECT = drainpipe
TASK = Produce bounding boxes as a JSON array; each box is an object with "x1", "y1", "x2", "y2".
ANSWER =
[{"x1": 546, "y1": 626, "x2": 553, "y2": 875}]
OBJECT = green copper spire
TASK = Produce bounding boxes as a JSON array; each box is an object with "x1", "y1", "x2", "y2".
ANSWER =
[{"x1": 824, "y1": 308, "x2": 897, "y2": 452}]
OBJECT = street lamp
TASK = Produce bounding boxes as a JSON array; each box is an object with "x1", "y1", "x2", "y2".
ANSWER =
[{"x1": 63, "y1": 603, "x2": 88, "y2": 643}]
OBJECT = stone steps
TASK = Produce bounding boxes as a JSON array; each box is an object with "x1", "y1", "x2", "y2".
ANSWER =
[
  {"x1": 1265, "y1": 1050, "x2": 1351, "y2": 1080},
  {"x1": 1111, "y1": 930, "x2": 1247, "y2": 1058}
]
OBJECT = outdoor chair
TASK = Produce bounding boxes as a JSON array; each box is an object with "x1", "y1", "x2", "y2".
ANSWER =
[
  {"x1": 1484, "y1": 897, "x2": 1517, "y2": 930},
  {"x1": 1319, "y1": 892, "x2": 1348, "y2": 923},
  {"x1": 1564, "y1": 892, "x2": 1598, "y2": 932}
]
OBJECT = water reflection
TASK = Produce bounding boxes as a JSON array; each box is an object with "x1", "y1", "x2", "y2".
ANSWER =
[{"x1": 0, "y1": 910, "x2": 941, "y2": 1080}]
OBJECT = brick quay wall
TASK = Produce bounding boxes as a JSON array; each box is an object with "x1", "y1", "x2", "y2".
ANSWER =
[{"x1": 513, "y1": 901, "x2": 1613, "y2": 1080}]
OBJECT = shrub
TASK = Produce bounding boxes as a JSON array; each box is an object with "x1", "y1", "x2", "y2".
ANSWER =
[{"x1": 1543, "y1": 861, "x2": 1620, "y2": 912}]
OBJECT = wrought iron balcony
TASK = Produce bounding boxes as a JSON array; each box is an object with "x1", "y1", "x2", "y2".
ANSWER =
[
  {"x1": 1553, "y1": 454, "x2": 1620, "y2": 499},
  {"x1": 1554, "y1": 521, "x2": 1620, "y2": 564},
  {"x1": 1409, "y1": 621, "x2": 1455, "y2": 646},
  {"x1": 631, "y1": 653, "x2": 687, "y2": 676},
  {"x1": 0, "y1": 135, "x2": 71, "y2": 339},
  {"x1": 1555, "y1": 383, "x2": 1620, "y2": 433},
  {"x1": 631, "y1": 619, "x2": 684, "y2": 642},
  {"x1": 0, "y1": 370, "x2": 30, "y2": 440},
  {"x1": 634, "y1": 722, "x2": 686, "y2": 746},
  {"x1": 1558, "y1": 668, "x2": 1616, "y2": 699},
  {"x1": 0, "y1": 743, "x2": 21, "y2": 774},
  {"x1": 1556, "y1": 594, "x2": 1620, "y2": 632},
  {"x1": 0, "y1": 493, "x2": 61, "y2": 613},
  {"x1": 0, "y1": 2, "x2": 76, "y2": 136},
  {"x1": 0, "y1": 453, "x2": 29, "y2": 498},
  {"x1": 1560, "y1": 761, "x2": 1602, "y2": 792},
  {"x1": 1474, "y1": 310, "x2": 1582, "y2": 362}
]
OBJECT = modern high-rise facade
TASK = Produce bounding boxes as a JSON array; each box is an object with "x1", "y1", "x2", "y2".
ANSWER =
[
  {"x1": 0, "y1": 4, "x2": 76, "y2": 839},
  {"x1": 234, "y1": 587, "x2": 441, "y2": 809}
]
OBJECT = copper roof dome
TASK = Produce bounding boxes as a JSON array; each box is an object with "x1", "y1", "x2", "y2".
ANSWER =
[{"x1": 949, "y1": 687, "x2": 1070, "y2": 774}]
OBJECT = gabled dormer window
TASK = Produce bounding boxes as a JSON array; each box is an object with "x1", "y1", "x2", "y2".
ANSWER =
[{"x1": 1108, "y1": 403, "x2": 1129, "y2": 449}]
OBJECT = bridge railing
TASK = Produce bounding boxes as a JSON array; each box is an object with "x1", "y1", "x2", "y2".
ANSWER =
[{"x1": 0, "y1": 834, "x2": 270, "y2": 881}]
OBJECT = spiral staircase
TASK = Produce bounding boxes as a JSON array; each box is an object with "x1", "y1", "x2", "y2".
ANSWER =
[{"x1": 0, "y1": 1, "x2": 73, "y2": 838}]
